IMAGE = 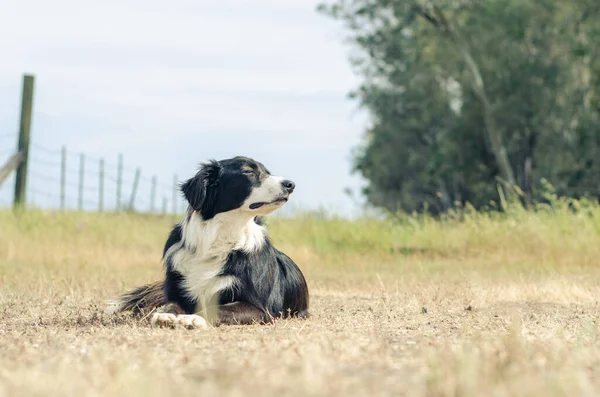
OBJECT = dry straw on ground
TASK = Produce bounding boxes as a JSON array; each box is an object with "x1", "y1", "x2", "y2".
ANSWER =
[{"x1": 1, "y1": 202, "x2": 600, "y2": 397}]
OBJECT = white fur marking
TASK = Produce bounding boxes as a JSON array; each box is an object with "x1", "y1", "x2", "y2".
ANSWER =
[
  {"x1": 178, "y1": 314, "x2": 208, "y2": 329},
  {"x1": 167, "y1": 208, "x2": 267, "y2": 317},
  {"x1": 151, "y1": 313, "x2": 177, "y2": 328},
  {"x1": 103, "y1": 300, "x2": 123, "y2": 315},
  {"x1": 244, "y1": 175, "x2": 288, "y2": 213},
  {"x1": 150, "y1": 313, "x2": 207, "y2": 329}
]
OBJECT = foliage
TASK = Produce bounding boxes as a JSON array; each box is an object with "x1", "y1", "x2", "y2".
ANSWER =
[{"x1": 318, "y1": 0, "x2": 600, "y2": 214}]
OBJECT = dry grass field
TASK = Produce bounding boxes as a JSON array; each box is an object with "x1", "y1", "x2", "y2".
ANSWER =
[{"x1": 1, "y1": 200, "x2": 600, "y2": 397}]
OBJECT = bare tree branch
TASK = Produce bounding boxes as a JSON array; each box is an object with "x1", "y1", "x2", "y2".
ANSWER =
[{"x1": 411, "y1": 4, "x2": 441, "y2": 28}]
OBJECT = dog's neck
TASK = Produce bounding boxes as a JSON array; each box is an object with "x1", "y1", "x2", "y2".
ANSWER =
[{"x1": 181, "y1": 208, "x2": 266, "y2": 257}]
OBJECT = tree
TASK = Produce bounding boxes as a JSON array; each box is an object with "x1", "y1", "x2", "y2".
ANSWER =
[{"x1": 318, "y1": 0, "x2": 600, "y2": 214}]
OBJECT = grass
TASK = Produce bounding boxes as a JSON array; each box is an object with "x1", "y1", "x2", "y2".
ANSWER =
[{"x1": 1, "y1": 200, "x2": 600, "y2": 396}]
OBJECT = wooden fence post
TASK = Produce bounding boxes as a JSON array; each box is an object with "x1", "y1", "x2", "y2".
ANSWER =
[
  {"x1": 128, "y1": 168, "x2": 141, "y2": 211},
  {"x1": 116, "y1": 153, "x2": 123, "y2": 211},
  {"x1": 172, "y1": 174, "x2": 178, "y2": 215},
  {"x1": 99, "y1": 158, "x2": 104, "y2": 212},
  {"x1": 60, "y1": 146, "x2": 66, "y2": 210},
  {"x1": 13, "y1": 74, "x2": 35, "y2": 209},
  {"x1": 150, "y1": 175, "x2": 157, "y2": 212},
  {"x1": 78, "y1": 153, "x2": 85, "y2": 210}
]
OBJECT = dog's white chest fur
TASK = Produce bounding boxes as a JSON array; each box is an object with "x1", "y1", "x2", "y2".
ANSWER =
[{"x1": 166, "y1": 210, "x2": 266, "y2": 314}]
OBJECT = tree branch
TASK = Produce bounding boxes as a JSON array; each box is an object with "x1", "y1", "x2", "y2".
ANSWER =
[{"x1": 411, "y1": 4, "x2": 441, "y2": 28}]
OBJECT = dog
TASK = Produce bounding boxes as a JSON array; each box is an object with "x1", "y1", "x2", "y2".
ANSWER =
[{"x1": 105, "y1": 156, "x2": 309, "y2": 328}]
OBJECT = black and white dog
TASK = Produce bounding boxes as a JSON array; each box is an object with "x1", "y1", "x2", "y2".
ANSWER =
[{"x1": 105, "y1": 156, "x2": 309, "y2": 328}]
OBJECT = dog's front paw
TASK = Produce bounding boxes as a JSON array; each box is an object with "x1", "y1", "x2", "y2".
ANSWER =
[
  {"x1": 150, "y1": 313, "x2": 208, "y2": 330},
  {"x1": 151, "y1": 312, "x2": 177, "y2": 328},
  {"x1": 177, "y1": 314, "x2": 208, "y2": 330}
]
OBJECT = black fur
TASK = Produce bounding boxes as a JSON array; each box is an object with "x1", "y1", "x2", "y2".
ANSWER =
[
  {"x1": 180, "y1": 160, "x2": 222, "y2": 219},
  {"x1": 217, "y1": 241, "x2": 309, "y2": 320},
  {"x1": 159, "y1": 224, "x2": 198, "y2": 313},
  {"x1": 180, "y1": 157, "x2": 272, "y2": 221},
  {"x1": 163, "y1": 224, "x2": 183, "y2": 256}
]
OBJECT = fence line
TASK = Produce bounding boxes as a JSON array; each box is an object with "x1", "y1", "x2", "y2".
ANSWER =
[
  {"x1": 1, "y1": 74, "x2": 185, "y2": 214},
  {"x1": 31, "y1": 143, "x2": 61, "y2": 155},
  {"x1": 0, "y1": 133, "x2": 15, "y2": 141},
  {"x1": 1, "y1": 141, "x2": 185, "y2": 214}
]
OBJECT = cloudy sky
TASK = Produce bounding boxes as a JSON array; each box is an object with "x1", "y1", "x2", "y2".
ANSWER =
[{"x1": 0, "y1": 0, "x2": 369, "y2": 215}]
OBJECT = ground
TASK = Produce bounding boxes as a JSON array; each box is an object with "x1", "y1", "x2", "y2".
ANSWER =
[{"x1": 1, "y1": 206, "x2": 600, "y2": 396}]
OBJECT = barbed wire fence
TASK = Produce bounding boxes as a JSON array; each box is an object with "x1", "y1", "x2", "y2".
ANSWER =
[
  {"x1": 1, "y1": 138, "x2": 185, "y2": 215},
  {"x1": 0, "y1": 74, "x2": 187, "y2": 214}
]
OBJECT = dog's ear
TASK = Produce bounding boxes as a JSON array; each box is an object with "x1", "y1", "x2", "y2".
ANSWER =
[{"x1": 180, "y1": 160, "x2": 221, "y2": 213}]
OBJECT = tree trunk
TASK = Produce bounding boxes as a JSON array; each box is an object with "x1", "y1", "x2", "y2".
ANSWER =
[{"x1": 414, "y1": 4, "x2": 517, "y2": 194}]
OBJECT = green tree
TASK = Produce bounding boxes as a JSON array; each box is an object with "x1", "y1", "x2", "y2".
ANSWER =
[{"x1": 318, "y1": 0, "x2": 600, "y2": 214}]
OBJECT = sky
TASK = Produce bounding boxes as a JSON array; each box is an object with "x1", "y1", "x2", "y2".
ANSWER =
[{"x1": 0, "y1": 0, "x2": 370, "y2": 216}]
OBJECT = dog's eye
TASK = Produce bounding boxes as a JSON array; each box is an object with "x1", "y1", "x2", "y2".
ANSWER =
[{"x1": 242, "y1": 170, "x2": 257, "y2": 177}]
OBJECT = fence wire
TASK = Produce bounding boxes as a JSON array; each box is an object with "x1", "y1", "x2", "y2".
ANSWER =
[
  {"x1": 0, "y1": 133, "x2": 16, "y2": 141},
  {"x1": 1, "y1": 142, "x2": 185, "y2": 214}
]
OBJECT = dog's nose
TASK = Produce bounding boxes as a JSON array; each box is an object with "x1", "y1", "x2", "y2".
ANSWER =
[{"x1": 281, "y1": 179, "x2": 295, "y2": 193}]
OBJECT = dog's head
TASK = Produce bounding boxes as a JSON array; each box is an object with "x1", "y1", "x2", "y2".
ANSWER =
[{"x1": 180, "y1": 156, "x2": 295, "y2": 220}]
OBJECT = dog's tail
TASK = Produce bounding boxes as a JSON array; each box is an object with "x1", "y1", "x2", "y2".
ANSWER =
[{"x1": 104, "y1": 281, "x2": 167, "y2": 316}]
